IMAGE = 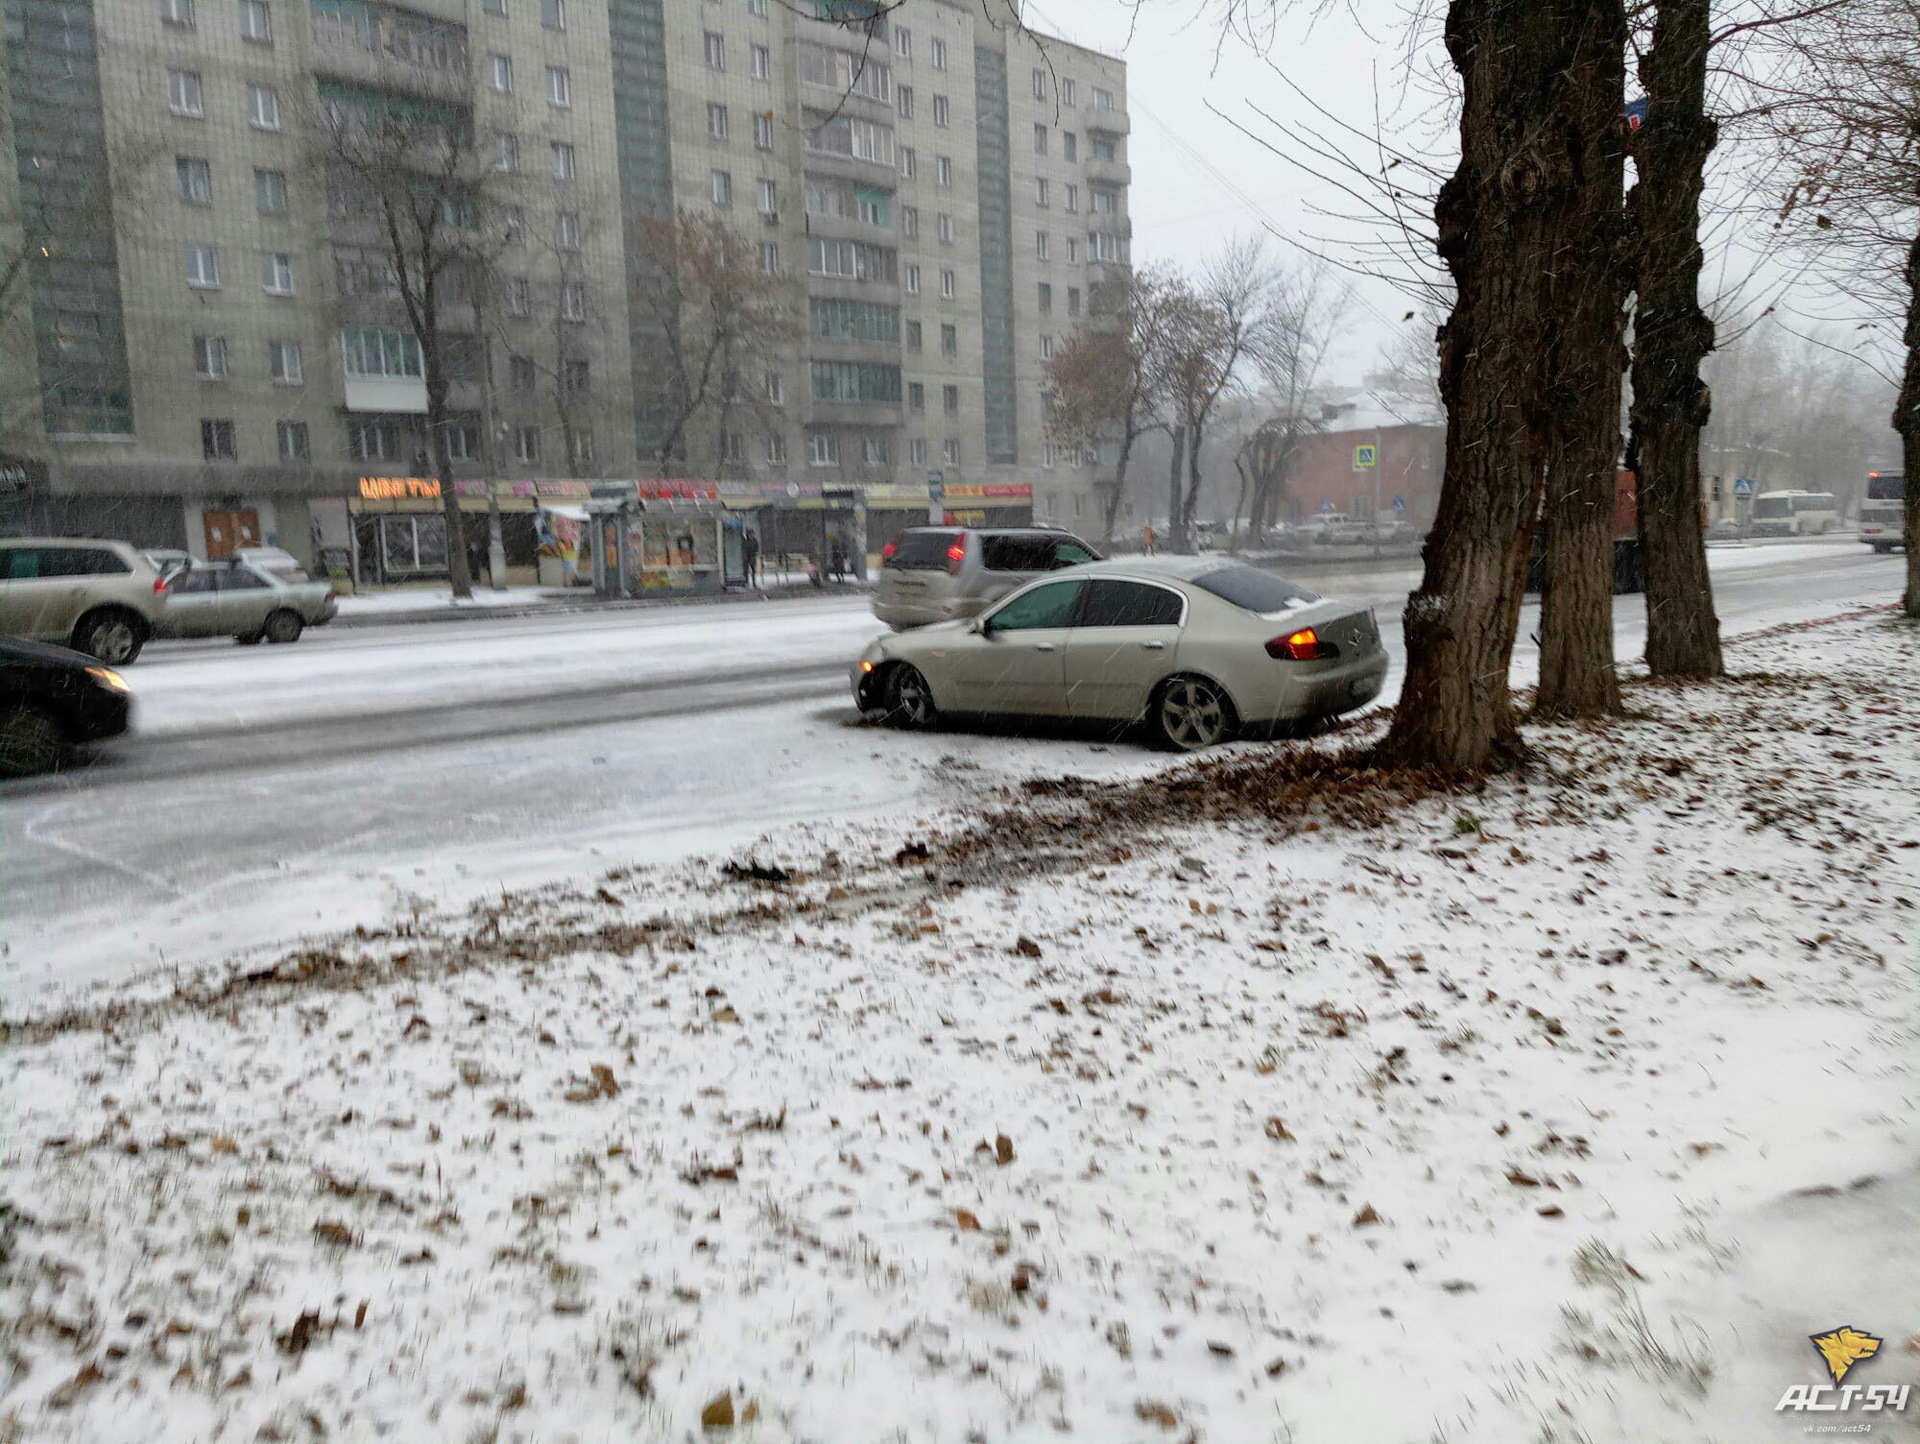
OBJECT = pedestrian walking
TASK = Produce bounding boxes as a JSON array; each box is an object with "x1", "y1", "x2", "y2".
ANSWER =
[
  {"x1": 1142, "y1": 522, "x2": 1157, "y2": 556},
  {"x1": 742, "y1": 527, "x2": 761, "y2": 587},
  {"x1": 828, "y1": 538, "x2": 848, "y2": 583}
]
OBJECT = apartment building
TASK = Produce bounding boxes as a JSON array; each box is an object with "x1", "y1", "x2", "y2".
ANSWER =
[{"x1": 0, "y1": 0, "x2": 1130, "y2": 576}]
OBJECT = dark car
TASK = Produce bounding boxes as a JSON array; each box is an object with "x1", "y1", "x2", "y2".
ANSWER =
[{"x1": 0, "y1": 635, "x2": 134, "y2": 777}]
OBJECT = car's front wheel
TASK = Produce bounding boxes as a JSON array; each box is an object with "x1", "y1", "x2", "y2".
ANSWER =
[
  {"x1": 0, "y1": 705, "x2": 66, "y2": 779},
  {"x1": 1149, "y1": 675, "x2": 1234, "y2": 752},
  {"x1": 264, "y1": 609, "x2": 304, "y2": 644},
  {"x1": 73, "y1": 608, "x2": 145, "y2": 665},
  {"x1": 882, "y1": 663, "x2": 938, "y2": 729}
]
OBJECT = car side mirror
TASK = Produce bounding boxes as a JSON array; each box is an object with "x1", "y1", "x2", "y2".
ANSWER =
[{"x1": 967, "y1": 617, "x2": 987, "y2": 636}]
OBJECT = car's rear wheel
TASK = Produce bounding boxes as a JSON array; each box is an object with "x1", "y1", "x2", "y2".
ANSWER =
[
  {"x1": 0, "y1": 705, "x2": 67, "y2": 779},
  {"x1": 264, "y1": 609, "x2": 304, "y2": 644},
  {"x1": 883, "y1": 663, "x2": 938, "y2": 729},
  {"x1": 73, "y1": 608, "x2": 145, "y2": 665},
  {"x1": 1149, "y1": 675, "x2": 1234, "y2": 752}
]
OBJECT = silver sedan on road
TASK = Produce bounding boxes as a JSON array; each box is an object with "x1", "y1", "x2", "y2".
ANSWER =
[
  {"x1": 852, "y1": 557, "x2": 1389, "y2": 750},
  {"x1": 154, "y1": 561, "x2": 337, "y2": 645}
]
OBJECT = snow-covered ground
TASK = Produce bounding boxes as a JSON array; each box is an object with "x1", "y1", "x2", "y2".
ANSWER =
[
  {"x1": 1, "y1": 608, "x2": 1914, "y2": 1443},
  {"x1": 331, "y1": 584, "x2": 562, "y2": 617}
]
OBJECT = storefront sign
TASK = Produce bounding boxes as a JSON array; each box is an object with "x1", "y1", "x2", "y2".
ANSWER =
[{"x1": 360, "y1": 476, "x2": 441, "y2": 500}]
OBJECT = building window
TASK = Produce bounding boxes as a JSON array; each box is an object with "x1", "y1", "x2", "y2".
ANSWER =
[
  {"x1": 766, "y1": 434, "x2": 787, "y2": 463},
  {"x1": 899, "y1": 146, "x2": 916, "y2": 178},
  {"x1": 1067, "y1": 237, "x2": 1079, "y2": 262},
  {"x1": 248, "y1": 84, "x2": 280, "y2": 129},
  {"x1": 1061, "y1": 78, "x2": 1076, "y2": 106},
  {"x1": 943, "y1": 438, "x2": 958, "y2": 465},
  {"x1": 894, "y1": 25, "x2": 911, "y2": 58},
  {"x1": 759, "y1": 240, "x2": 779, "y2": 273},
  {"x1": 168, "y1": 69, "x2": 203, "y2": 116},
  {"x1": 932, "y1": 94, "x2": 949, "y2": 127},
  {"x1": 901, "y1": 205, "x2": 919, "y2": 237},
  {"x1": 942, "y1": 383, "x2": 958, "y2": 413},
  {"x1": 703, "y1": 30, "x2": 725, "y2": 69},
  {"x1": 937, "y1": 212, "x2": 954, "y2": 243},
  {"x1": 201, "y1": 419, "x2": 237, "y2": 460},
  {"x1": 751, "y1": 43, "x2": 771, "y2": 79},
  {"x1": 753, "y1": 113, "x2": 774, "y2": 149},
  {"x1": 495, "y1": 133, "x2": 519, "y2": 171},
  {"x1": 341, "y1": 327, "x2": 423, "y2": 378},
  {"x1": 160, "y1": 0, "x2": 195, "y2": 28},
  {"x1": 711, "y1": 169, "x2": 732, "y2": 206},
  {"x1": 757, "y1": 177, "x2": 777, "y2": 212},
  {"x1": 1039, "y1": 334, "x2": 1054, "y2": 360},
  {"x1": 488, "y1": 54, "x2": 512, "y2": 91},
  {"x1": 940, "y1": 269, "x2": 955, "y2": 299},
  {"x1": 748, "y1": 0, "x2": 766, "y2": 14},
  {"x1": 186, "y1": 243, "x2": 220, "y2": 288},
  {"x1": 513, "y1": 426, "x2": 540, "y2": 463},
  {"x1": 1042, "y1": 441, "x2": 1057, "y2": 468},
  {"x1": 261, "y1": 251, "x2": 294, "y2": 294},
  {"x1": 1065, "y1": 183, "x2": 1079, "y2": 213},
  {"x1": 176, "y1": 157, "x2": 212, "y2": 204},
  {"x1": 483, "y1": 0, "x2": 504, "y2": 12},
  {"x1": 277, "y1": 420, "x2": 309, "y2": 460},
  {"x1": 936, "y1": 154, "x2": 951, "y2": 187},
  {"x1": 255, "y1": 168, "x2": 287, "y2": 212},
  {"x1": 268, "y1": 339, "x2": 303, "y2": 383},
  {"x1": 708, "y1": 102, "x2": 728, "y2": 139},
  {"x1": 193, "y1": 334, "x2": 227, "y2": 379},
  {"x1": 240, "y1": 0, "x2": 271, "y2": 44},
  {"x1": 1068, "y1": 287, "x2": 1080, "y2": 316},
  {"x1": 1094, "y1": 87, "x2": 1115, "y2": 111},
  {"x1": 1064, "y1": 131, "x2": 1078, "y2": 161},
  {"x1": 896, "y1": 84, "x2": 914, "y2": 118},
  {"x1": 1033, "y1": 122, "x2": 1048, "y2": 155},
  {"x1": 541, "y1": 0, "x2": 564, "y2": 29},
  {"x1": 863, "y1": 434, "x2": 889, "y2": 465},
  {"x1": 505, "y1": 276, "x2": 531, "y2": 315},
  {"x1": 906, "y1": 320, "x2": 922, "y2": 349},
  {"x1": 806, "y1": 431, "x2": 837, "y2": 466},
  {"x1": 509, "y1": 354, "x2": 535, "y2": 392},
  {"x1": 561, "y1": 281, "x2": 586, "y2": 320},
  {"x1": 765, "y1": 370, "x2": 785, "y2": 404},
  {"x1": 718, "y1": 432, "x2": 745, "y2": 465},
  {"x1": 502, "y1": 206, "x2": 526, "y2": 245},
  {"x1": 930, "y1": 36, "x2": 946, "y2": 69},
  {"x1": 550, "y1": 141, "x2": 576, "y2": 180},
  {"x1": 1037, "y1": 282, "x2": 1052, "y2": 313},
  {"x1": 940, "y1": 322, "x2": 956, "y2": 354},
  {"x1": 1092, "y1": 135, "x2": 1115, "y2": 161},
  {"x1": 811, "y1": 360, "x2": 903, "y2": 404},
  {"x1": 806, "y1": 236, "x2": 898, "y2": 281},
  {"x1": 547, "y1": 66, "x2": 571, "y2": 106},
  {"x1": 556, "y1": 211, "x2": 580, "y2": 249},
  {"x1": 348, "y1": 421, "x2": 399, "y2": 461},
  {"x1": 1092, "y1": 187, "x2": 1119, "y2": 214},
  {"x1": 908, "y1": 381, "x2": 924, "y2": 410},
  {"x1": 907, "y1": 438, "x2": 925, "y2": 465},
  {"x1": 1032, "y1": 67, "x2": 1047, "y2": 100},
  {"x1": 563, "y1": 358, "x2": 590, "y2": 396},
  {"x1": 904, "y1": 262, "x2": 919, "y2": 294},
  {"x1": 1035, "y1": 230, "x2": 1050, "y2": 259},
  {"x1": 1034, "y1": 177, "x2": 1048, "y2": 207}
]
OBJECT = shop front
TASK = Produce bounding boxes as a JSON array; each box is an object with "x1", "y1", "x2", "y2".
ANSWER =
[{"x1": 347, "y1": 475, "x2": 594, "y2": 589}]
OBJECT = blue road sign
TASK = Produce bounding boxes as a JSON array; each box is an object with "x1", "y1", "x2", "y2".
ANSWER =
[
  {"x1": 1391, "y1": 496, "x2": 1407, "y2": 513},
  {"x1": 1733, "y1": 477, "x2": 1755, "y2": 499}
]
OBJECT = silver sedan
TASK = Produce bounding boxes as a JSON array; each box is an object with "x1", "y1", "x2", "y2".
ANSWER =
[
  {"x1": 852, "y1": 557, "x2": 1388, "y2": 750},
  {"x1": 155, "y1": 561, "x2": 338, "y2": 645}
]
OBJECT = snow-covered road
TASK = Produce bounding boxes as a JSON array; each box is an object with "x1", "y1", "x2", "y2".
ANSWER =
[{"x1": 0, "y1": 541, "x2": 1895, "y2": 1002}]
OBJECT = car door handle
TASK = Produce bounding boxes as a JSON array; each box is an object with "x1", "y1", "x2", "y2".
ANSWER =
[
  {"x1": 1033, "y1": 642, "x2": 1057, "y2": 652},
  {"x1": 1141, "y1": 640, "x2": 1167, "y2": 651}
]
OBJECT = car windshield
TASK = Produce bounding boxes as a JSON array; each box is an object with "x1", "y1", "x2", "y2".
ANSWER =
[
  {"x1": 1192, "y1": 566, "x2": 1321, "y2": 613},
  {"x1": 886, "y1": 530, "x2": 960, "y2": 570}
]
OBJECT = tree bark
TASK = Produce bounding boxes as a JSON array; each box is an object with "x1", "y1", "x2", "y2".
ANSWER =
[
  {"x1": 426, "y1": 365, "x2": 472, "y2": 599},
  {"x1": 1534, "y1": 0, "x2": 1629, "y2": 719},
  {"x1": 1178, "y1": 425, "x2": 1207, "y2": 554},
  {"x1": 1627, "y1": 0, "x2": 1724, "y2": 676},
  {"x1": 1165, "y1": 424, "x2": 1184, "y2": 550},
  {"x1": 1386, "y1": 0, "x2": 1627, "y2": 768},
  {"x1": 1901, "y1": 218, "x2": 1920, "y2": 619},
  {"x1": 1102, "y1": 429, "x2": 1136, "y2": 544}
]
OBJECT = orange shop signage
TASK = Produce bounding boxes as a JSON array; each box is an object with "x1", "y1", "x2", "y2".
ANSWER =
[{"x1": 359, "y1": 476, "x2": 442, "y2": 500}]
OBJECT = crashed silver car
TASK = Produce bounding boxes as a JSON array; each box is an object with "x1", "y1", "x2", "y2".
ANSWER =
[{"x1": 852, "y1": 557, "x2": 1388, "y2": 750}]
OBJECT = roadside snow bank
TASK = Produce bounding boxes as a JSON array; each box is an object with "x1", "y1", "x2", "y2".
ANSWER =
[{"x1": 3, "y1": 613, "x2": 1916, "y2": 1443}]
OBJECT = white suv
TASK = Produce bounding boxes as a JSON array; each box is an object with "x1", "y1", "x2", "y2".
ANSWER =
[{"x1": 0, "y1": 539, "x2": 171, "y2": 663}]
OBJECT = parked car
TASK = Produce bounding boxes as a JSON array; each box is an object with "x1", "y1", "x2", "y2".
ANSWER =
[
  {"x1": 872, "y1": 526, "x2": 1102, "y2": 630},
  {"x1": 231, "y1": 545, "x2": 310, "y2": 582},
  {"x1": 156, "y1": 560, "x2": 337, "y2": 644},
  {"x1": 0, "y1": 538, "x2": 170, "y2": 664},
  {"x1": 0, "y1": 635, "x2": 133, "y2": 777},
  {"x1": 853, "y1": 557, "x2": 1388, "y2": 750}
]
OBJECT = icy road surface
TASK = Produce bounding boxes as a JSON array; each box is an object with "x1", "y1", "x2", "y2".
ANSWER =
[{"x1": 0, "y1": 540, "x2": 1893, "y2": 1001}]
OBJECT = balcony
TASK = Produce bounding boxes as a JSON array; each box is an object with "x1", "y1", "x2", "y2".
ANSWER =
[
  {"x1": 1087, "y1": 109, "x2": 1130, "y2": 137},
  {"x1": 1085, "y1": 156, "x2": 1131, "y2": 188},
  {"x1": 310, "y1": 4, "x2": 469, "y2": 100}
]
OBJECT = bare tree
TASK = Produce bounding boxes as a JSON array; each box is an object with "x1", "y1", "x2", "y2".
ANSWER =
[
  {"x1": 1043, "y1": 265, "x2": 1180, "y2": 543},
  {"x1": 1766, "y1": 0, "x2": 1920, "y2": 615},
  {"x1": 313, "y1": 74, "x2": 507, "y2": 598},
  {"x1": 628, "y1": 211, "x2": 797, "y2": 475}
]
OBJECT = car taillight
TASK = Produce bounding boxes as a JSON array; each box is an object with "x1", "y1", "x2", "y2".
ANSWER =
[
  {"x1": 881, "y1": 541, "x2": 897, "y2": 562},
  {"x1": 946, "y1": 538, "x2": 967, "y2": 575},
  {"x1": 153, "y1": 576, "x2": 168, "y2": 595},
  {"x1": 1266, "y1": 627, "x2": 1338, "y2": 661}
]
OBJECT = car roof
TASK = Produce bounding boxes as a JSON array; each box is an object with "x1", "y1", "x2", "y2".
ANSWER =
[{"x1": 1063, "y1": 555, "x2": 1238, "y2": 582}]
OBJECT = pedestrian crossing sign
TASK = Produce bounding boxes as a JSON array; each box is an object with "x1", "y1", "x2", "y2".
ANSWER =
[{"x1": 1353, "y1": 444, "x2": 1378, "y2": 470}]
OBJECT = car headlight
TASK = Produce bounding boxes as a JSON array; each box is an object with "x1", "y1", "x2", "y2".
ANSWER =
[{"x1": 85, "y1": 666, "x2": 131, "y2": 694}]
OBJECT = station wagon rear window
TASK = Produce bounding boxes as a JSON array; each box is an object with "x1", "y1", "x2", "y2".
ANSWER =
[
  {"x1": 885, "y1": 530, "x2": 961, "y2": 570},
  {"x1": 1192, "y1": 566, "x2": 1320, "y2": 613}
]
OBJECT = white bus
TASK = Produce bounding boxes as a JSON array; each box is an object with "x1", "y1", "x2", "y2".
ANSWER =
[
  {"x1": 1861, "y1": 471, "x2": 1905, "y2": 553},
  {"x1": 1750, "y1": 489, "x2": 1838, "y2": 537}
]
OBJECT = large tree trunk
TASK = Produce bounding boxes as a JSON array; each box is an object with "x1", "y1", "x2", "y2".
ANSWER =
[
  {"x1": 1534, "y1": 0, "x2": 1628, "y2": 718},
  {"x1": 1179, "y1": 425, "x2": 1207, "y2": 553},
  {"x1": 1165, "y1": 424, "x2": 1184, "y2": 550},
  {"x1": 1901, "y1": 220, "x2": 1920, "y2": 619},
  {"x1": 424, "y1": 353, "x2": 472, "y2": 600},
  {"x1": 1386, "y1": 0, "x2": 1627, "y2": 768},
  {"x1": 1627, "y1": 0, "x2": 1724, "y2": 676},
  {"x1": 1102, "y1": 430, "x2": 1136, "y2": 544}
]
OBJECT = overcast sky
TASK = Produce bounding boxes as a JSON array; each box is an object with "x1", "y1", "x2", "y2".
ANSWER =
[{"x1": 1024, "y1": 0, "x2": 1449, "y2": 382}]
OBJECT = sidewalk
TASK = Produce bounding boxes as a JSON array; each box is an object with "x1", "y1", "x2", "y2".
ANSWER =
[{"x1": 329, "y1": 575, "x2": 872, "y2": 629}]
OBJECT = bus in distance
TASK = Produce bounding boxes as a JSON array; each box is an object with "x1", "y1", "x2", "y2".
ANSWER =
[{"x1": 1861, "y1": 471, "x2": 1905, "y2": 553}]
